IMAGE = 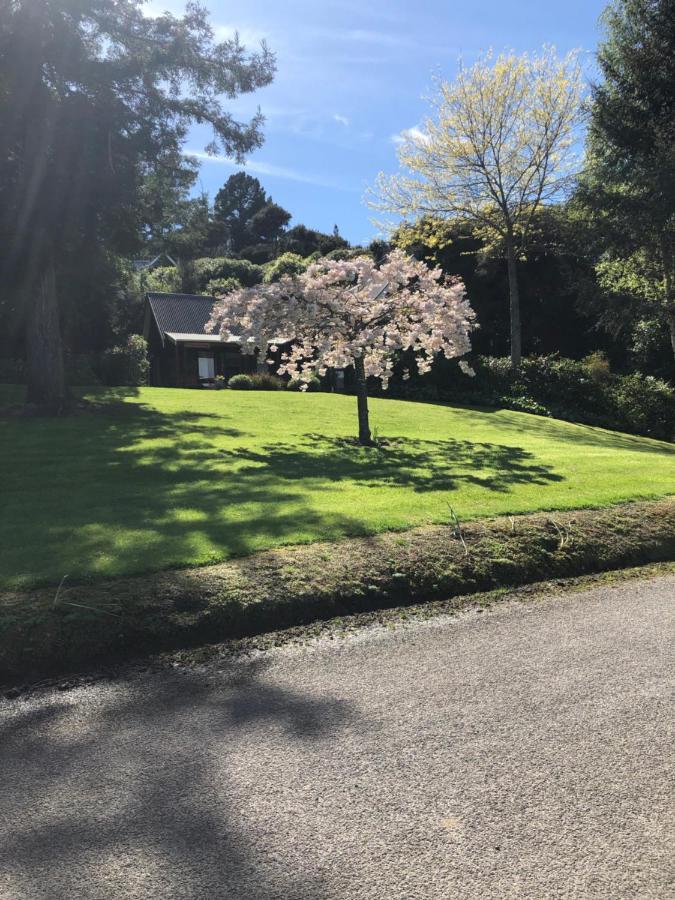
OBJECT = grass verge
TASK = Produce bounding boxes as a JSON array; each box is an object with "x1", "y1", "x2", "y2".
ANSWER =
[
  {"x1": 2, "y1": 386, "x2": 674, "y2": 589},
  {"x1": 1, "y1": 498, "x2": 674, "y2": 685}
]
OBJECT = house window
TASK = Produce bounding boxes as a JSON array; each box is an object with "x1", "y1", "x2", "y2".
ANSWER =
[{"x1": 198, "y1": 353, "x2": 215, "y2": 380}]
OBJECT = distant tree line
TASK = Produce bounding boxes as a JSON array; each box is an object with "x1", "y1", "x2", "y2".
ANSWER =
[{"x1": 372, "y1": 0, "x2": 674, "y2": 376}]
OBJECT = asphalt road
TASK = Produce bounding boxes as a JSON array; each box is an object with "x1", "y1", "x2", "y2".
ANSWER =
[{"x1": 1, "y1": 575, "x2": 673, "y2": 900}]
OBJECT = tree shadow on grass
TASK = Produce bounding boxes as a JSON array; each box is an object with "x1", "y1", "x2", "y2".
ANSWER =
[
  {"x1": 0, "y1": 657, "x2": 354, "y2": 898},
  {"x1": 1, "y1": 400, "x2": 567, "y2": 588},
  {"x1": 218, "y1": 433, "x2": 564, "y2": 495},
  {"x1": 0, "y1": 401, "x2": 371, "y2": 587},
  {"x1": 468, "y1": 405, "x2": 675, "y2": 455}
]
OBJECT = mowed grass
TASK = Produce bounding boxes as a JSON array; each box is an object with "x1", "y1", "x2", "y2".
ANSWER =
[{"x1": 0, "y1": 385, "x2": 673, "y2": 590}]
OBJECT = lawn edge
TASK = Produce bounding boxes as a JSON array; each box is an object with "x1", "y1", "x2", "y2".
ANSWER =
[{"x1": 2, "y1": 498, "x2": 674, "y2": 686}]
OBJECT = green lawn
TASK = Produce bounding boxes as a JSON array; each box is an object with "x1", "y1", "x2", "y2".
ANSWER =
[{"x1": 1, "y1": 385, "x2": 673, "y2": 590}]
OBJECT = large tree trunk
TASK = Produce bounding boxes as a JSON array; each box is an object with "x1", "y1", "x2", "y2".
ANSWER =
[
  {"x1": 354, "y1": 356, "x2": 372, "y2": 446},
  {"x1": 25, "y1": 256, "x2": 69, "y2": 414},
  {"x1": 505, "y1": 232, "x2": 522, "y2": 368}
]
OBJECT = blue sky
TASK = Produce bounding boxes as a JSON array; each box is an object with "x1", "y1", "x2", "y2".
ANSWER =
[{"x1": 145, "y1": 0, "x2": 608, "y2": 245}]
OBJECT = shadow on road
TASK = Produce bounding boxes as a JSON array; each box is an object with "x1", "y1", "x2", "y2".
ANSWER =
[{"x1": 0, "y1": 658, "x2": 355, "y2": 898}]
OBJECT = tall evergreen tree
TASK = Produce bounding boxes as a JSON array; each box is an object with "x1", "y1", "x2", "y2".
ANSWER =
[
  {"x1": 209, "y1": 172, "x2": 270, "y2": 254},
  {"x1": 578, "y1": 0, "x2": 675, "y2": 364},
  {"x1": 0, "y1": 0, "x2": 275, "y2": 412}
]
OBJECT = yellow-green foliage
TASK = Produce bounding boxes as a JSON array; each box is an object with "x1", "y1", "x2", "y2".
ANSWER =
[
  {"x1": 143, "y1": 266, "x2": 181, "y2": 293},
  {"x1": 371, "y1": 47, "x2": 584, "y2": 250}
]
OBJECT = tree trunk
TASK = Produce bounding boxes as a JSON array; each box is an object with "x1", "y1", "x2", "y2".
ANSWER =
[
  {"x1": 354, "y1": 356, "x2": 372, "y2": 446},
  {"x1": 25, "y1": 256, "x2": 69, "y2": 414},
  {"x1": 505, "y1": 232, "x2": 522, "y2": 368},
  {"x1": 667, "y1": 312, "x2": 675, "y2": 362},
  {"x1": 660, "y1": 231, "x2": 675, "y2": 368}
]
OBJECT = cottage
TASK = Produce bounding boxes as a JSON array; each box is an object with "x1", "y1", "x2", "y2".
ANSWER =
[{"x1": 143, "y1": 291, "x2": 259, "y2": 388}]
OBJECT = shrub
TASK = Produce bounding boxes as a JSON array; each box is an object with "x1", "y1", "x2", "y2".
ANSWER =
[
  {"x1": 206, "y1": 277, "x2": 241, "y2": 296},
  {"x1": 227, "y1": 374, "x2": 254, "y2": 390},
  {"x1": 393, "y1": 353, "x2": 675, "y2": 441},
  {"x1": 250, "y1": 373, "x2": 284, "y2": 390},
  {"x1": 99, "y1": 335, "x2": 149, "y2": 386},
  {"x1": 193, "y1": 257, "x2": 264, "y2": 290},
  {"x1": 239, "y1": 243, "x2": 275, "y2": 264},
  {"x1": 263, "y1": 252, "x2": 309, "y2": 284},
  {"x1": 287, "y1": 376, "x2": 321, "y2": 392},
  {"x1": 142, "y1": 266, "x2": 182, "y2": 293},
  {"x1": 324, "y1": 247, "x2": 372, "y2": 261},
  {"x1": 609, "y1": 374, "x2": 675, "y2": 441},
  {"x1": 582, "y1": 350, "x2": 612, "y2": 384}
]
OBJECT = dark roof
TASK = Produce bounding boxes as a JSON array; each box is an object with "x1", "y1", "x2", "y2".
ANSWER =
[{"x1": 146, "y1": 292, "x2": 215, "y2": 338}]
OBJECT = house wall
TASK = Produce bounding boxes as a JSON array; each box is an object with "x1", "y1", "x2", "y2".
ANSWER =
[
  {"x1": 153, "y1": 341, "x2": 256, "y2": 388},
  {"x1": 144, "y1": 315, "x2": 168, "y2": 387}
]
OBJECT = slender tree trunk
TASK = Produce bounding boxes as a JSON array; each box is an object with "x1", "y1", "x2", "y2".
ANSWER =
[
  {"x1": 505, "y1": 232, "x2": 522, "y2": 368},
  {"x1": 354, "y1": 355, "x2": 372, "y2": 446},
  {"x1": 660, "y1": 231, "x2": 675, "y2": 368},
  {"x1": 667, "y1": 312, "x2": 675, "y2": 364},
  {"x1": 25, "y1": 255, "x2": 69, "y2": 414}
]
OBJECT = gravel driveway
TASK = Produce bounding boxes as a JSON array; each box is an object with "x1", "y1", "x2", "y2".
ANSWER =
[{"x1": 1, "y1": 575, "x2": 673, "y2": 899}]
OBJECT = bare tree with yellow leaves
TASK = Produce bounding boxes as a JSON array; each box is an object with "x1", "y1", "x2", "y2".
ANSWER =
[{"x1": 371, "y1": 48, "x2": 584, "y2": 366}]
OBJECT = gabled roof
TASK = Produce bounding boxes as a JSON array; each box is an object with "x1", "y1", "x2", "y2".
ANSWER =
[
  {"x1": 146, "y1": 292, "x2": 215, "y2": 341},
  {"x1": 132, "y1": 253, "x2": 177, "y2": 272},
  {"x1": 145, "y1": 291, "x2": 291, "y2": 348}
]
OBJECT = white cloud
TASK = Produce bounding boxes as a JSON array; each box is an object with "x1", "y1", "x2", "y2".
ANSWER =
[
  {"x1": 391, "y1": 125, "x2": 430, "y2": 146},
  {"x1": 184, "y1": 150, "x2": 357, "y2": 192},
  {"x1": 333, "y1": 114, "x2": 350, "y2": 127}
]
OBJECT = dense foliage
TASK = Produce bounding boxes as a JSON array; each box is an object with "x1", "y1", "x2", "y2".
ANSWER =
[
  {"x1": 98, "y1": 335, "x2": 150, "y2": 387},
  {"x1": 0, "y1": 0, "x2": 672, "y2": 429},
  {"x1": 386, "y1": 353, "x2": 675, "y2": 441},
  {"x1": 0, "y1": 0, "x2": 275, "y2": 410},
  {"x1": 575, "y1": 0, "x2": 675, "y2": 364},
  {"x1": 372, "y1": 48, "x2": 584, "y2": 366}
]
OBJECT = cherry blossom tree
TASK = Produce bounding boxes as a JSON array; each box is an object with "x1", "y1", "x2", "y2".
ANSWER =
[{"x1": 208, "y1": 250, "x2": 475, "y2": 445}]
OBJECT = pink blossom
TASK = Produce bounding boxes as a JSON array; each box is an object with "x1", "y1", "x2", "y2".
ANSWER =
[{"x1": 207, "y1": 250, "x2": 475, "y2": 391}]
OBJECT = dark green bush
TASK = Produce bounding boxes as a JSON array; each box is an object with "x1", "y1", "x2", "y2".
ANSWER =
[
  {"x1": 608, "y1": 374, "x2": 675, "y2": 440},
  {"x1": 193, "y1": 257, "x2": 263, "y2": 290},
  {"x1": 262, "y1": 252, "x2": 309, "y2": 284},
  {"x1": 227, "y1": 374, "x2": 254, "y2": 390},
  {"x1": 394, "y1": 354, "x2": 674, "y2": 441},
  {"x1": 205, "y1": 277, "x2": 241, "y2": 296},
  {"x1": 99, "y1": 335, "x2": 149, "y2": 386},
  {"x1": 250, "y1": 373, "x2": 284, "y2": 390},
  {"x1": 287, "y1": 376, "x2": 321, "y2": 392}
]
